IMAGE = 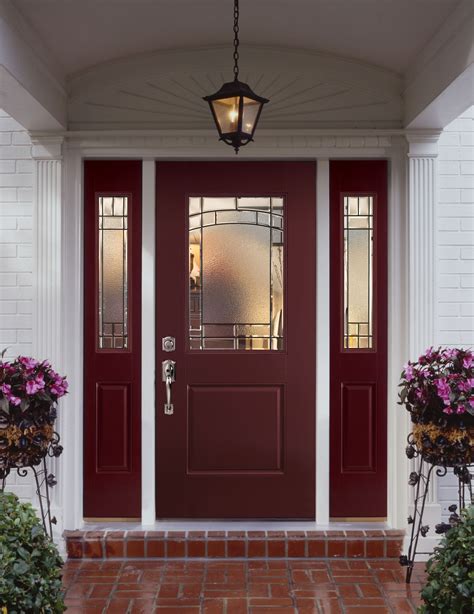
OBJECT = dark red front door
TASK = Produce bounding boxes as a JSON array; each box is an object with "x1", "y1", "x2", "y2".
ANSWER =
[{"x1": 155, "y1": 162, "x2": 316, "y2": 518}]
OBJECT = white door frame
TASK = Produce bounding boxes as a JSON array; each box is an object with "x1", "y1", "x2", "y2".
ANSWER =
[{"x1": 50, "y1": 130, "x2": 412, "y2": 531}]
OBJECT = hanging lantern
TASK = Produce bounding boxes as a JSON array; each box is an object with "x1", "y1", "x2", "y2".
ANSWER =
[{"x1": 203, "y1": 0, "x2": 269, "y2": 153}]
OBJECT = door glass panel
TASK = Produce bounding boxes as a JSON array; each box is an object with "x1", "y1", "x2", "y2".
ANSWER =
[
  {"x1": 189, "y1": 196, "x2": 284, "y2": 350},
  {"x1": 343, "y1": 196, "x2": 373, "y2": 349},
  {"x1": 98, "y1": 196, "x2": 129, "y2": 350}
]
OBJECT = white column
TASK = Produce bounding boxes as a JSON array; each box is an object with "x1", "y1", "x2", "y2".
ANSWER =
[
  {"x1": 31, "y1": 136, "x2": 64, "y2": 535},
  {"x1": 316, "y1": 160, "x2": 330, "y2": 524},
  {"x1": 406, "y1": 133, "x2": 442, "y2": 540}
]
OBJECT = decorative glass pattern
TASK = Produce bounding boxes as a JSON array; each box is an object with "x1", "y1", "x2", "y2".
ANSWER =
[
  {"x1": 98, "y1": 196, "x2": 129, "y2": 349},
  {"x1": 189, "y1": 196, "x2": 284, "y2": 350},
  {"x1": 343, "y1": 196, "x2": 374, "y2": 349}
]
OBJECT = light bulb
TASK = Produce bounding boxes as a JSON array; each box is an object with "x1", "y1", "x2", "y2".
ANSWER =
[{"x1": 229, "y1": 108, "x2": 238, "y2": 123}]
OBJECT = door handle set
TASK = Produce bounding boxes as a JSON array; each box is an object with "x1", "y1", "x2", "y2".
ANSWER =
[
  {"x1": 162, "y1": 359, "x2": 176, "y2": 415},
  {"x1": 162, "y1": 336, "x2": 176, "y2": 415}
]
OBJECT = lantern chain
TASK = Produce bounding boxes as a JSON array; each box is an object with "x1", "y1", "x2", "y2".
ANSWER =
[{"x1": 233, "y1": 0, "x2": 240, "y2": 80}]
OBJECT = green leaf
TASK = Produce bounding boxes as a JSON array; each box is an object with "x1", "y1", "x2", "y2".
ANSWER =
[{"x1": 13, "y1": 560, "x2": 29, "y2": 575}]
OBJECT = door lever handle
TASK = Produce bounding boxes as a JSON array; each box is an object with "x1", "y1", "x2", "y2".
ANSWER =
[{"x1": 162, "y1": 359, "x2": 176, "y2": 415}]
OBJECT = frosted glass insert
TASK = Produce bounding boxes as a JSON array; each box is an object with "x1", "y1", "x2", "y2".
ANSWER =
[
  {"x1": 189, "y1": 196, "x2": 284, "y2": 350},
  {"x1": 343, "y1": 196, "x2": 373, "y2": 349},
  {"x1": 98, "y1": 196, "x2": 128, "y2": 350},
  {"x1": 202, "y1": 224, "x2": 270, "y2": 324}
]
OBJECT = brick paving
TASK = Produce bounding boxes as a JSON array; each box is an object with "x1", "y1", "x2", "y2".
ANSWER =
[{"x1": 62, "y1": 559, "x2": 426, "y2": 613}]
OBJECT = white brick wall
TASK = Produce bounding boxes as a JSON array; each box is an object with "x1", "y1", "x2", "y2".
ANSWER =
[
  {"x1": 436, "y1": 105, "x2": 474, "y2": 519},
  {"x1": 0, "y1": 109, "x2": 35, "y2": 503},
  {"x1": 0, "y1": 109, "x2": 34, "y2": 361}
]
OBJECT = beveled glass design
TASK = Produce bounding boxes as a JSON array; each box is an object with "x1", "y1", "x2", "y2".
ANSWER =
[
  {"x1": 189, "y1": 197, "x2": 284, "y2": 350},
  {"x1": 343, "y1": 196, "x2": 374, "y2": 349},
  {"x1": 98, "y1": 196, "x2": 129, "y2": 350}
]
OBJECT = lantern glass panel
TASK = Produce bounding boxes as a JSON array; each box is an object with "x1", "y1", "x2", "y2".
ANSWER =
[
  {"x1": 242, "y1": 97, "x2": 261, "y2": 135},
  {"x1": 211, "y1": 96, "x2": 240, "y2": 134}
]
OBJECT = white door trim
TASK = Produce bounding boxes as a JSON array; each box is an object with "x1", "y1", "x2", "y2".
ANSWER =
[{"x1": 141, "y1": 160, "x2": 156, "y2": 525}]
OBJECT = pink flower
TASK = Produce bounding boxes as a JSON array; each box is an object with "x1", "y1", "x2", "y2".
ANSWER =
[
  {"x1": 443, "y1": 406, "x2": 454, "y2": 415},
  {"x1": 26, "y1": 380, "x2": 40, "y2": 395},
  {"x1": 26, "y1": 374, "x2": 45, "y2": 395},
  {"x1": 19, "y1": 356, "x2": 39, "y2": 370},
  {"x1": 404, "y1": 363, "x2": 416, "y2": 381},
  {"x1": 50, "y1": 377, "x2": 68, "y2": 397},
  {"x1": 462, "y1": 354, "x2": 473, "y2": 369},
  {"x1": 456, "y1": 406, "x2": 466, "y2": 414},
  {"x1": 458, "y1": 380, "x2": 471, "y2": 393},
  {"x1": 435, "y1": 378, "x2": 451, "y2": 401},
  {"x1": 1, "y1": 383, "x2": 21, "y2": 406},
  {"x1": 443, "y1": 348, "x2": 458, "y2": 360}
]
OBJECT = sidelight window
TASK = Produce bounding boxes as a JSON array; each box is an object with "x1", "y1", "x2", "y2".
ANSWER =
[
  {"x1": 189, "y1": 196, "x2": 284, "y2": 350},
  {"x1": 98, "y1": 195, "x2": 129, "y2": 350},
  {"x1": 343, "y1": 195, "x2": 374, "y2": 349}
]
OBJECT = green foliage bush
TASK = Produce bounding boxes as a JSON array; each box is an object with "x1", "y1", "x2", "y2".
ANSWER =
[
  {"x1": 419, "y1": 505, "x2": 474, "y2": 613},
  {"x1": 0, "y1": 491, "x2": 65, "y2": 613}
]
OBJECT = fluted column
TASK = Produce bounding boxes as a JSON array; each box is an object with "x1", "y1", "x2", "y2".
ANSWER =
[
  {"x1": 31, "y1": 136, "x2": 64, "y2": 532},
  {"x1": 406, "y1": 133, "x2": 442, "y2": 536}
]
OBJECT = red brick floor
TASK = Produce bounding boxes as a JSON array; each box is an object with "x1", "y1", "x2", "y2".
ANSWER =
[{"x1": 62, "y1": 559, "x2": 426, "y2": 613}]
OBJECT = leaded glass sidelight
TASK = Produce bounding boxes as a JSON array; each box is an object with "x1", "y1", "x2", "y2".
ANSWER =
[
  {"x1": 343, "y1": 196, "x2": 374, "y2": 349},
  {"x1": 98, "y1": 196, "x2": 129, "y2": 350},
  {"x1": 189, "y1": 196, "x2": 284, "y2": 350}
]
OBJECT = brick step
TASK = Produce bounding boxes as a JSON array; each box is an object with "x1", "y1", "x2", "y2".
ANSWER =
[{"x1": 64, "y1": 529, "x2": 404, "y2": 560}]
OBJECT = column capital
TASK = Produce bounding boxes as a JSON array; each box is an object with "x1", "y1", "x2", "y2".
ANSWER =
[
  {"x1": 30, "y1": 135, "x2": 64, "y2": 160},
  {"x1": 406, "y1": 131, "x2": 442, "y2": 158}
]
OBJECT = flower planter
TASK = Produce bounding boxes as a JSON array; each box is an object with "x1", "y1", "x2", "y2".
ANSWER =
[
  {"x1": 0, "y1": 355, "x2": 67, "y2": 479},
  {"x1": 411, "y1": 422, "x2": 474, "y2": 467},
  {"x1": 0, "y1": 416, "x2": 57, "y2": 472},
  {"x1": 399, "y1": 347, "x2": 474, "y2": 469}
]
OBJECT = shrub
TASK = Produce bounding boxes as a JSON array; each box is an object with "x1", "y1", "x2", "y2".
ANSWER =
[
  {"x1": 419, "y1": 505, "x2": 474, "y2": 613},
  {"x1": 0, "y1": 491, "x2": 65, "y2": 613}
]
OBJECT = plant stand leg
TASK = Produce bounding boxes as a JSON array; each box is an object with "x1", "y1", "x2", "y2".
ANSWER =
[
  {"x1": 405, "y1": 458, "x2": 434, "y2": 584},
  {"x1": 0, "y1": 466, "x2": 10, "y2": 491},
  {"x1": 456, "y1": 464, "x2": 473, "y2": 510},
  {"x1": 31, "y1": 458, "x2": 54, "y2": 539}
]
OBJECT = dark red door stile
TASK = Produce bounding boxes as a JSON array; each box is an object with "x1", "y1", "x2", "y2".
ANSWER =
[
  {"x1": 155, "y1": 162, "x2": 316, "y2": 519},
  {"x1": 83, "y1": 160, "x2": 142, "y2": 518},
  {"x1": 329, "y1": 160, "x2": 388, "y2": 519}
]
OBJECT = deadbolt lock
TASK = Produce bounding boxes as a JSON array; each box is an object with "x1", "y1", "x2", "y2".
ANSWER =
[{"x1": 162, "y1": 336, "x2": 176, "y2": 352}]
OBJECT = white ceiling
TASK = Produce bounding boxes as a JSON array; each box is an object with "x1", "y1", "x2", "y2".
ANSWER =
[{"x1": 12, "y1": 0, "x2": 460, "y2": 77}]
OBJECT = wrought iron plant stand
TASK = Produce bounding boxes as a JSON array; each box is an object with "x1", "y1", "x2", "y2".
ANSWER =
[
  {"x1": 400, "y1": 432, "x2": 473, "y2": 583},
  {"x1": 0, "y1": 431, "x2": 63, "y2": 540}
]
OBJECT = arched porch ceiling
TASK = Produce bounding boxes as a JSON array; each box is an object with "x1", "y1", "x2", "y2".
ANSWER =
[{"x1": 67, "y1": 46, "x2": 403, "y2": 130}]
